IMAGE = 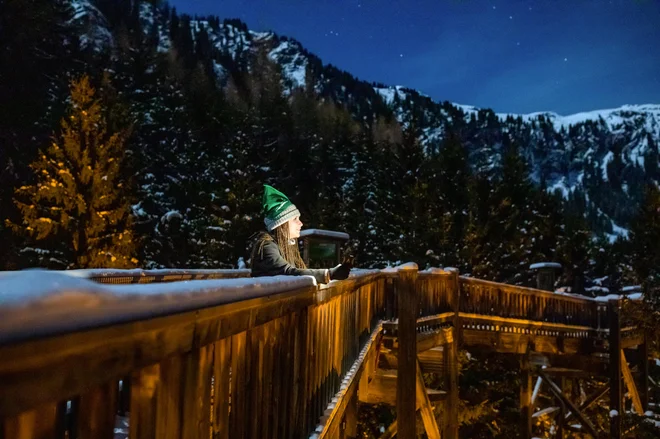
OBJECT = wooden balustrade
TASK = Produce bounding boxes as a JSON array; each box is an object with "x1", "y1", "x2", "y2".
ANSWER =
[
  {"x1": 0, "y1": 271, "x2": 386, "y2": 439},
  {"x1": 0, "y1": 265, "x2": 637, "y2": 439},
  {"x1": 458, "y1": 277, "x2": 599, "y2": 327}
]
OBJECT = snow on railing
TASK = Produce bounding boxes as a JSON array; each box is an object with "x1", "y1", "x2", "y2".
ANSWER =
[{"x1": 0, "y1": 270, "x2": 314, "y2": 345}]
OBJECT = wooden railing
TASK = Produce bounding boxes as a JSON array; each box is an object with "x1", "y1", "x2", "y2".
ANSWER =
[
  {"x1": 0, "y1": 265, "x2": 637, "y2": 439},
  {"x1": 0, "y1": 269, "x2": 386, "y2": 439}
]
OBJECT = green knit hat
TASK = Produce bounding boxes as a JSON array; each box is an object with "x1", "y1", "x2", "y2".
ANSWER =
[{"x1": 262, "y1": 185, "x2": 301, "y2": 232}]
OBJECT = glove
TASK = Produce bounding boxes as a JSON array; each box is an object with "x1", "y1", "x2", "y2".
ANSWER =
[{"x1": 329, "y1": 263, "x2": 352, "y2": 281}]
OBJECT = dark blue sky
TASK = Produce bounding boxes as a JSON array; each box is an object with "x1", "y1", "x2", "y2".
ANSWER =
[{"x1": 168, "y1": 0, "x2": 660, "y2": 115}]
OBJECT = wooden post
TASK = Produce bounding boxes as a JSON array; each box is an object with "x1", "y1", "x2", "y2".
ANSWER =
[
  {"x1": 520, "y1": 354, "x2": 533, "y2": 439},
  {"x1": 557, "y1": 377, "x2": 565, "y2": 439},
  {"x1": 396, "y1": 265, "x2": 418, "y2": 439},
  {"x1": 608, "y1": 299, "x2": 622, "y2": 439},
  {"x1": 385, "y1": 277, "x2": 395, "y2": 320},
  {"x1": 446, "y1": 267, "x2": 461, "y2": 343},
  {"x1": 640, "y1": 332, "x2": 650, "y2": 412},
  {"x1": 444, "y1": 335, "x2": 459, "y2": 439}
]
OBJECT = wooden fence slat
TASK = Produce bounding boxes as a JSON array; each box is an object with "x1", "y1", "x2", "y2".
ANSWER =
[
  {"x1": 212, "y1": 337, "x2": 231, "y2": 439},
  {"x1": 157, "y1": 355, "x2": 183, "y2": 439},
  {"x1": 2, "y1": 402, "x2": 64, "y2": 439},
  {"x1": 77, "y1": 381, "x2": 118, "y2": 439},
  {"x1": 262, "y1": 322, "x2": 274, "y2": 439},
  {"x1": 181, "y1": 344, "x2": 214, "y2": 439},
  {"x1": 248, "y1": 326, "x2": 264, "y2": 439},
  {"x1": 229, "y1": 332, "x2": 247, "y2": 439},
  {"x1": 129, "y1": 363, "x2": 160, "y2": 439},
  {"x1": 294, "y1": 308, "x2": 310, "y2": 439}
]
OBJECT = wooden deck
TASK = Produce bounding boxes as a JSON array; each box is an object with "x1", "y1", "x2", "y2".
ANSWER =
[{"x1": 0, "y1": 266, "x2": 650, "y2": 439}]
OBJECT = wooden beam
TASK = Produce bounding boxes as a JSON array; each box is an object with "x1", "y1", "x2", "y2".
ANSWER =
[
  {"x1": 396, "y1": 266, "x2": 419, "y2": 439},
  {"x1": 608, "y1": 299, "x2": 622, "y2": 439},
  {"x1": 540, "y1": 372, "x2": 599, "y2": 439},
  {"x1": 531, "y1": 376, "x2": 542, "y2": 405},
  {"x1": 620, "y1": 350, "x2": 643, "y2": 414},
  {"x1": 621, "y1": 333, "x2": 644, "y2": 349},
  {"x1": 444, "y1": 336, "x2": 459, "y2": 439},
  {"x1": 564, "y1": 384, "x2": 609, "y2": 423},
  {"x1": 640, "y1": 335, "x2": 649, "y2": 411},
  {"x1": 378, "y1": 418, "x2": 398, "y2": 439},
  {"x1": 415, "y1": 360, "x2": 441, "y2": 439},
  {"x1": 359, "y1": 369, "x2": 446, "y2": 406},
  {"x1": 416, "y1": 327, "x2": 453, "y2": 352},
  {"x1": 557, "y1": 377, "x2": 565, "y2": 439},
  {"x1": 520, "y1": 354, "x2": 533, "y2": 438}
]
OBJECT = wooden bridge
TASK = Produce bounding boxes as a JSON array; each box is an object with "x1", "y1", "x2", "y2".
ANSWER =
[{"x1": 0, "y1": 265, "x2": 651, "y2": 439}]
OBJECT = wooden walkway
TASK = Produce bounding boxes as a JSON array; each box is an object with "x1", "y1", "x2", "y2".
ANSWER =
[{"x1": 0, "y1": 266, "x2": 650, "y2": 439}]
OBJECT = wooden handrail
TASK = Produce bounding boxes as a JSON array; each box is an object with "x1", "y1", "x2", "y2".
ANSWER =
[{"x1": 0, "y1": 270, "x2": 387, "y2": 439}]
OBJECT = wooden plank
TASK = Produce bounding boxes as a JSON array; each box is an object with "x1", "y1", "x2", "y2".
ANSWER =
[
  {"x1": 396, "y1": 266, "x2": 418, "y2": 439},
  {"x1": 277, "y1": 316, "x2": 293, "y2": 439},
  {"x1": 415, "y1": 328, "x2": 452, "y2": 352},
  {"x1": 360, "y1": 369, "x2": 446, "y2": 406},
  {"x1": 181, "y1": 345, "x2": 213, "y2": 439},
  {"x1": 248, "y1": 326, "x2": 263, "y2": 439},
  {"x1": 640, "y1": 335, "x2": 649, "y2": 411},
  {"x1": 294, "y1": 308, "x2": 310, "y2": 439},
  {"x1": 212, "y1": 338, "x2": 231, "y2": 439},
  {"x1": 229, "y1": 332, "x2": 247, "y2": 439},
  {"x1": 261, "y1": 323, "x2": 273, "y2": 439},
  {"x1": 620, "y1": 350, "x2": 643, "y2": 414},
  {"x1": 444, "y1": 335, "x2": 459, "y2": 439},
  {"x1": 129, "y1": 363, "x2": 160, "y2": 439},
  {"x1": 2, "y1": 402, "x2": 64, "y2": 439},
  {"x1": 520, "y1": 354, "x2": 532, "y2": 439},
  {"x1": 156, "y1": 355, "x2": 183, "y2": 439},
  {"x1": 540, "y1": 372, "x2": 599, "y2": 438},
  {"x1": 415, "y1": 361, "x2": 441, "y2": 439},
  {"x1": 77, "y1": 381, "x2": 118, "y2": 439}
]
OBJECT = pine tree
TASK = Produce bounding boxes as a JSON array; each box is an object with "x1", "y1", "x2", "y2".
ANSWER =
[
  {"x1": 629, "y1": 184, "x2": 660, "y2": 298},
  {"x1": 0, "y1": 0, "x2": 79, "y2": 269},
  {"x1": 435, "y1": 131, "x2": 471, "y2": 269},
  {"x1": 10, "y1": 75, "x2": 137, "y2": 269}
]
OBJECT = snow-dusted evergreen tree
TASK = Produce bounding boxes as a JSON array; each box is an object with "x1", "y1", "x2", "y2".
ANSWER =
[
  {"x1": 11, "y1": 75, "x2": 136, "y2": 268},
  {"x1": 0, "y1": 0, "x2": 80, "y2": 269},
  {"x1": 630, "y1": 184, "x2": 660, "y2": 297}
]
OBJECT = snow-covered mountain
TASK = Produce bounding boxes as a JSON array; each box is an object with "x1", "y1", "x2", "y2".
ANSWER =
[{"x1": 73, "y1": 1, "x2": 660, "y2": 239}]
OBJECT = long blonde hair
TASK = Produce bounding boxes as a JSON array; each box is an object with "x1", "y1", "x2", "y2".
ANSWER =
[{"x1": 251, "y1": 223, "x2": 307, "y2": 269}]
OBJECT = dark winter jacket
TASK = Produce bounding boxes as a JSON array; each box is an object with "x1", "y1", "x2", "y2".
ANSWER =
[{"x1": 251, "y1": 239, "x2": 330, "y2": 285}]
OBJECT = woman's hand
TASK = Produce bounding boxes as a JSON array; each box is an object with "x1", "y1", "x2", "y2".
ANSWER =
[{"x1": 329, "y1": 262, "x2": 352, "y2": 280}]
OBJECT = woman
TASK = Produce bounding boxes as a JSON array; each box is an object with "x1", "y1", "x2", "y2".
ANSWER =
[{"x1": 250, "y1": 185, "x2": 351, "y2": 284}]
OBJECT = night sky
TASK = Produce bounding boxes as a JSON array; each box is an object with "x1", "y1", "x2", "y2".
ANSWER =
[{"x1": 168, "y1": 0, "x2": 660, "y2": 115}]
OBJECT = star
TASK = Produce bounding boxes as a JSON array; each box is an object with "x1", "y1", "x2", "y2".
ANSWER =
[
  {"x1": 399, "y1": 53, "x2": 404, "y2": 58},
  {"x1": 564, "y1": 57, "x2": 568, "y2": 62},
  {"x1": 509, "y1": 15, "x2": 513, "y2": 19}
]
